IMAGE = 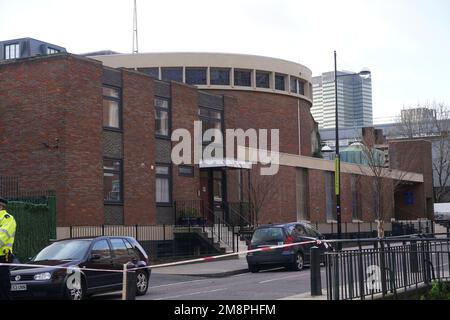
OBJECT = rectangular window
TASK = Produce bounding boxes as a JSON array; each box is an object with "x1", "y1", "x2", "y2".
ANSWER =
[
  {"x1": 298, "y1": 81, "x2": 305, "y2": 95},
  {"x1": 210, "y1": 68, "x2": 230, "y2": 85},
  {"x1": 138, "y1": 67, "x2": 159, "y2": 79},
  {"x1": 178, "y1": 165, "x2": 194, "y2": 177},
  {"x1": 161, "y1": 67, "x2": 183, "y2": 82},
  {"x1": 296, "y1": 168, "x2": 309, "y2": 221},
  {"x1": 199, "y1": 107, "x2": 222, "y2": 143},
  {"x1": 103, "y1": 86, "x2": 121, "y2": 129},
  {"x1": 156, "y1": 165, "x2": 171, "y2": 204},
  {"x1": 351, "y1": 175, "x2": 361, "y2": 220},
  {"x1": 290, "y1": 77, "x2": 299, "y2": 93},
  {"x1": 47, "y1": 47, "x2": 60, "y2": 55},
  {"x1": 4, "y1": 43, "x2": 20, "y2": 60},
  {"x1": 104, "y1": 159, "x2": 122, "y2": 203},
  {"x1": 256, "y1": 71, "x2": 270, "y2": 88},
  {"x1": 234, "y1": 69, "x2": 251, "y2": 87},
  {"x1": 186, "y1": 68, "x2": 207, "y2": 85},
  {"x1": 154, "y1": 97, "x2": 170, "y2": 137},
  {"x1": 325, "y1": 172, "x2": 336, "y2": 221},
  {"x1": 275, "y1": 74, "x2": 285, "y2": 91}
]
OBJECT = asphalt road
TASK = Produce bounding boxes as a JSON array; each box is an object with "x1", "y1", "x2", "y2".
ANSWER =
[{"x1": 92, "y1": 267, "x2": 326, "y2": 300}]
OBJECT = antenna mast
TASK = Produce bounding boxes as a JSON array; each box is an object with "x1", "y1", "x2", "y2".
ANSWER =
[{"x1": 132, "y1": 0, "x2": 139, "y2": 54}]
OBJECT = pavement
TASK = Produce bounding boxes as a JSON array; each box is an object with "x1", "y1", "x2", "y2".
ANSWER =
[{"x1": 151, "y1": 253, "x2": 250, "y2": 277}]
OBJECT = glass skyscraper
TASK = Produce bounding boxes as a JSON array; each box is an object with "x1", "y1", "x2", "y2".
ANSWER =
[{"x1": 312, "y1": 71, "x2": 373, "y2": 129}]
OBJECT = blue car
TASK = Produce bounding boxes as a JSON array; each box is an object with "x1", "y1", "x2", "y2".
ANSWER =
[{"x1": 246, "y1": 222, "x2": 330, "y2": 273}]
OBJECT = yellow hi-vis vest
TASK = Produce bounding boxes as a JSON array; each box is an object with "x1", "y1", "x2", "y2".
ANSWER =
[{"x1": 0, "y1": 210, "x2": 16, "y2": 256}]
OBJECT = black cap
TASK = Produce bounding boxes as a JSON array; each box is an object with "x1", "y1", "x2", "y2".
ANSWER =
[{"x1": 0, "y1": 197, "x2": 7, "y2": 206}]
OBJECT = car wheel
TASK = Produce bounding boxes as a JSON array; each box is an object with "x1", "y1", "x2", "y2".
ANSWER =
[
  {"x1": 65, "y1": 277, "x2": 85, "y2": 300},
  {"x1": 249, "y1": 264, "x2": 260, "y2": 273},
  {"x1": 291, "y1": 252, "x2": 304, "y2": 271},
  {"x1": 136, "y1": 270, "x2": 149, "y2": 296}
]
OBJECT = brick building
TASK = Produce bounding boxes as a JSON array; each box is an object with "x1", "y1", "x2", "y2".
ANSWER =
[{"x1": 0, "y1": 50, "x2": 434, "y2": 239}]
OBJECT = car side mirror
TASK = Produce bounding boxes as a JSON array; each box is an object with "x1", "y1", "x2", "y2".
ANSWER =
[{"x1": 90, "y1": 254, "x2": 101, "y2": 261}]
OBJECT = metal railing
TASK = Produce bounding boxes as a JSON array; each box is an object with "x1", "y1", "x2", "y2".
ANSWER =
[{"x1": 325, "y1": 236, "x2": 450, "y2": 300}]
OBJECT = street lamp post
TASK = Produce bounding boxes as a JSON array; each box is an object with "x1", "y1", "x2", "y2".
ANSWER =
[{"x1": 333, "y1": 51, "x2": 371, "y2": 250}]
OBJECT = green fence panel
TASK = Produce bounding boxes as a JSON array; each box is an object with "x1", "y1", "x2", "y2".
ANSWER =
[{"x1": 6, "y1": 196, "x2": 56, "y2": 262}]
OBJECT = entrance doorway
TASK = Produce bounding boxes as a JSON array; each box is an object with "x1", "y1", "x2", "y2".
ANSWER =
[{"x1": 199, "y1": 169, "x2": 226, "y2": 224}]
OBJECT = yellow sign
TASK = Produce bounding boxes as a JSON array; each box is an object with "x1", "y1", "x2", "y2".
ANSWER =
[{"x1": 334, "y1": 157, "x2": 340, "y2": 195}]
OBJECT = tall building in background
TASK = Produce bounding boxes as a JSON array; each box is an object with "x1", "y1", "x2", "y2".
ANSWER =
[{"x1": 312, "y1": 71, "x2": 373, "y2": 129}]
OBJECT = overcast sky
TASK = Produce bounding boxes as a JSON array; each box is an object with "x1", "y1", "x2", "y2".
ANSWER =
[{"x1": 1, "y1": 0, "x2": 449, "y2": 123}]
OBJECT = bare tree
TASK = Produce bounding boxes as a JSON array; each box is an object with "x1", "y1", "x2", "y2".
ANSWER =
[
  {"x1": 356, "y1": 130, "x2": 415, "y2": 238},
  {"x1": 247, "y1": 170, "x2": 279, "y2": 226},
  {"x1": 394, "y1": 102, "x2": 450, "y2": 202}
]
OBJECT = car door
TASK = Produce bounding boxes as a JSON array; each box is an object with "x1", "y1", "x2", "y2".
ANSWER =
[
  {"x1": 83, "y1": 239, "x2": 115, "y2": 290},
  {"x1": 294, "y1": 224, "x2": 314, "y2": 261},
  {"x1": 109, "y1": 238, "x2": 133, "y2": 286}
]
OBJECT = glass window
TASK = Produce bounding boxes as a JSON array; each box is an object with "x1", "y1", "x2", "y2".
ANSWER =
[
  {"x1": 161, "y1": 67, "x2": 183, "y2": 82},
  {"x1": 103, "y1": 86, "x2": 121, "y2": 129},
  {"x1": 91, "y1": 240, "x2": 111, "y2": 259},
  {"x1": 256, "y1": 71, "x2": 270, "y2": 88},
  {"x1": 138, "y1": 67, "x2": 159, "y2": 79},
  {"x1": 298, "y1": 81, "x2": 305, "y2": 95},
  {"x1": 4, "y1": 43, "x2": 19, "y2": 60},
  {"x1": 199, "y1": 107, "x2": 223, "y2": 143},
  {"x1": 290, "y1": 77, "x2": 298, "y2": 93},
  {"x1": 33, "y1": 240, "x2": 91, "y2": 262},
  {"x1": 234, "y1": 69, "x2": 251, "y2": 87},
  {"x1": 210, "y1": 68, "x2": 230, "y2": 85},
  {"x1": 110, "y1": 238, "x2": 128, "y2": 257},
  {"x1": 186, "y1": 68, "x2": 207, "y2": 85},
  {"x1": 47, "y1": 47, "x2": 60, "y2": 55},
  {"x1": 104, "y1": 159, "x2": 122, "y2": 202},
  {"x1": 178, "y1": 165, "x2": 194, "y2": 176},
  {"x1": 156, "y1": 165, "x2": 171, "y2": 204},
  {"x1": 275, "y1": 74, "x2": 285, "y2": 91},
  {"x1": 154, "y1": 97, "x2": 170, "y2": 137}
]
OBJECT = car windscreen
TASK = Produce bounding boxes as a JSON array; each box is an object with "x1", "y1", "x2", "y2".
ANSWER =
[
  {"x1": 251, "y1": 227, "x2": 285, "y2": 244},
  {"x1": 33, "y1": 240, "x2": 91, "y2": 262}
]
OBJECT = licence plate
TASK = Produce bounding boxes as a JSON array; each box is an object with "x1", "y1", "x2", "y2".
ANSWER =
[{"x1": 11, "y1": 284, "x2": 27, "y2": 291}]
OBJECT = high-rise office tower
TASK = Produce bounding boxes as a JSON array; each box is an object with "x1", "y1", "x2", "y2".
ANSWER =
[{"x1": 312, "y1": 71, "x2": 373, "y2": 129}]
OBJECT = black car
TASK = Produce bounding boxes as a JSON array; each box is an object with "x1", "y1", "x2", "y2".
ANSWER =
[
  {"x1": 10, "y1": 236, "x2": 150, "y2": 300},
  {"x1": 246, "y1": 222, "x2": 330, "y2": 273}
]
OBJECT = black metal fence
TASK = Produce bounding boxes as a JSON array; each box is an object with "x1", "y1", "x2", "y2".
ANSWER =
[{"x1": 325, "y1": 237, "x2": 450, "y2": 300}]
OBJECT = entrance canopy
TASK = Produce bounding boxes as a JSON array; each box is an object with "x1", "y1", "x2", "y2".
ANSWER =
[{"x1": 199, "y1": 158, "x2": 252, "y2": 169}]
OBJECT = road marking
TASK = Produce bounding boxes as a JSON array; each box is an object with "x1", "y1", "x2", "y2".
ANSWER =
[
  {"x1": 154, "y1": 288, "x2": 228, "y2": 300},
  {"x1": 151, "y1": 278, "x2": 211, "y2": 289},
  {"x1": 258, "y1": 274, "x2": 306, "y2": 284}
]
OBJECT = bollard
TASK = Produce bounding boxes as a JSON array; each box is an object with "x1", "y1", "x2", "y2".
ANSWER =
[
  {"x1": 122, "y1": 263, "x2": 136, "y2": 300},
  {"x1": 310, "y1": 246, "x2": 322, "y2": 296}
]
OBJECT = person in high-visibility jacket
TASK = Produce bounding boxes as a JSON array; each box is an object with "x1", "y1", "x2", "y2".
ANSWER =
[{"x1": 0, "y1": 197, "x2": 16, "y2": 300}]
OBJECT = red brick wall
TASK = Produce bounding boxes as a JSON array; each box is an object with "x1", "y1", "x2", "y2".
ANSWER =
[
  {"x1": 209, "y1": 90, "x2": 313, "y2": 156},
  {"x1": 0, "y1": 55, "x2": 104, "y2": 226},
  {"x1": 122, "y1": 70, "x2": 155, "y2": 225},
  {"x1": 170, "y1": 82, "x2": 201, "y2": 201}
]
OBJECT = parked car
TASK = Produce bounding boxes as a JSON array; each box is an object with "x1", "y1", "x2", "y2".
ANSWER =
[
  {"x1": 246, "y1": 222, "x2": 330, "y2": 273},
  {"x1": 10, "y1": 236, "x2": 150, "y2": 300}
]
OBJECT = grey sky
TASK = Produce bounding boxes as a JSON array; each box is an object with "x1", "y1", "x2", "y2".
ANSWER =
[{"x1": 1, "y1": 0, "x2": 449, "y2": 123}]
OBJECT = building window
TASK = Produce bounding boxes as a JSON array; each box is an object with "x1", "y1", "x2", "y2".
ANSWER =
[
  {"x1": 154, "y1": 97, "x2": 170, "y2": 137},
  {"x1": 234, "y1": 69, "x2": 251, "y2": 87},
  {"x1": 351, "y1": 175, "x2": 361, "y2": 220},
  {"x1": 47, "y1": 47, "x2": 60, "y2": 55},
  {"x1": 186, "y1": 68, "x2": 207, "y2": 85},
  {"x1": 275, "y1": 74, "x2": 285, "y2": 91},
  {"x1": 4, "y1": 43, "x2": 20, "y2": 60},
  {"x1": 199, "y1": 107, "x2": 222, "y2": 143},
  {"x1": 256, "y1": 71, "x2": 270, "y2": 88},
  {"x1": 210, "y1": 68, "x2": 230, "y2": 85},
  {"x1": 156, "y1": 165, "x2": 171, "y2": 204},
  {"x1": 138, "y1": 67, "x2": 159, "y2": 79},
  {"x1": 296, "y1": 168, "x2": 309, "y2": 220},
  {"x1": 103, "y1": 86, "x2": 121, "y2": 129},
  {"x1": 325, "y1": 172, "x2": 336, "y2": 221},
  {"x1": 213, "y1": 170, "x2": 223, "y2": 202},
  {"x1": 178, "y1": 165, "x2": 194, "y2": 177},
  {"x1": 290, "y1": 77, "x2": 299, "y2": 93},
  {"x1": 298, "y1": 81, "x2": 305, "y2": 95},
  {"x1": 104, "y1": 159, "x2": 122, "y2": 203},
  {"x1": 161, "y1": 67, "x2": 183, "y2": 82}
]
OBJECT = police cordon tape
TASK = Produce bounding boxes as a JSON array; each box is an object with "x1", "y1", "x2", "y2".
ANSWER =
[{"x1": 0, "y1": 238, "x2": 328, "y2": 273}]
